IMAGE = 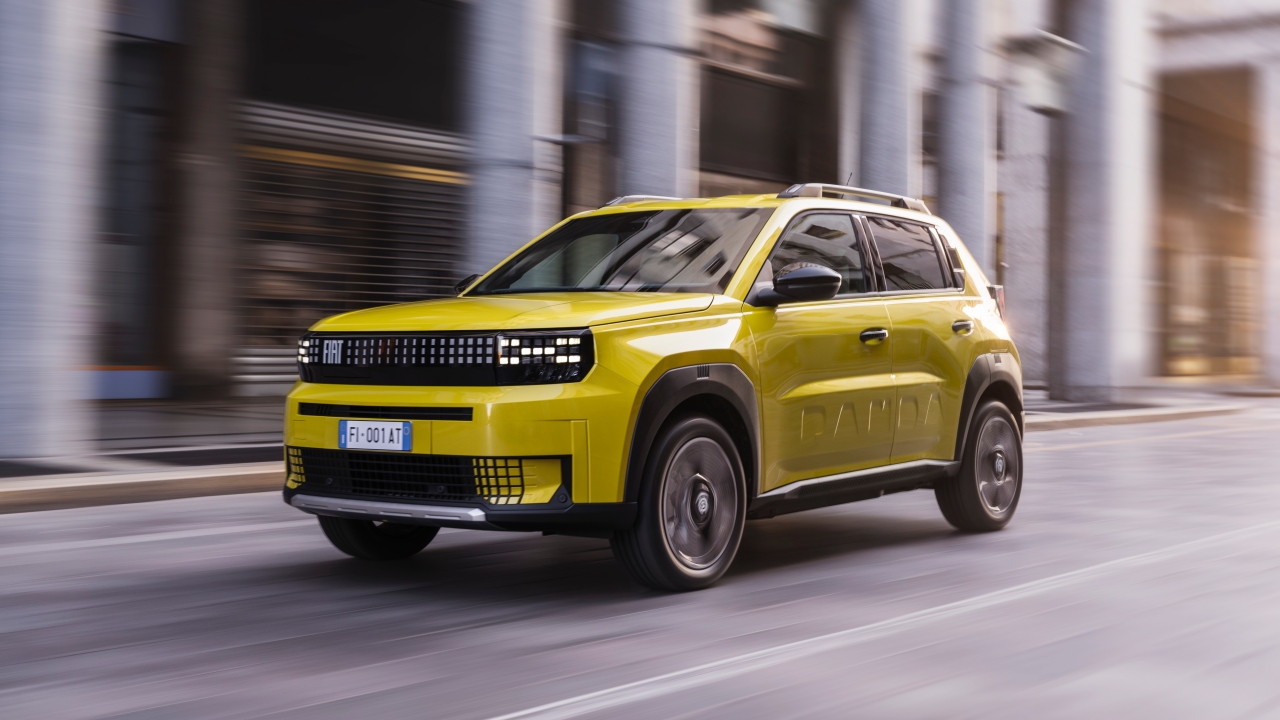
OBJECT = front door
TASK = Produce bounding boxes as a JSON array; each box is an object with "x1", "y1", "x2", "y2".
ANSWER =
[
  {"x1": 863, "y1": 215, "x2": 979, "y2": 463},
  {"x1": 745, "y1": 212, "x2": 897, "y2": 493}
]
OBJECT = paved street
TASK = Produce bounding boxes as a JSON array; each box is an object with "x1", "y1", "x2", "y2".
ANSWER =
[{"x1": 4, "y1": 404, "x2": 1280, "y2": 719}]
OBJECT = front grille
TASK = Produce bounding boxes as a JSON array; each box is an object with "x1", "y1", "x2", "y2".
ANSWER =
[
  {"x1": 288, "y1": 447, "x2": 525, "y2": 504},
  {"x1": 297, "y1": 333, "x2": 498, "y2": 386},
  {"x1": 298, "y1": 403, "x2": 472, "y2": 421},
  {"x1": 296, "y1": 330, "x2": 594, "y2": 386},
  {"x1": 302, "y1": 334, "x2": 496, "y2": 367}
]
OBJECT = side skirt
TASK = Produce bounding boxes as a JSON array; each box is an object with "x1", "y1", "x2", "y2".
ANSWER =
[{"x1": 747, "y1": 460, "x2": 958, "y2": 519}]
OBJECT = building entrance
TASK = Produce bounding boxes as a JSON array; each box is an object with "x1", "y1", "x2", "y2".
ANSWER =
[{"x1": 1158, "y1": 69, "x2": 1258, "y2": 377}]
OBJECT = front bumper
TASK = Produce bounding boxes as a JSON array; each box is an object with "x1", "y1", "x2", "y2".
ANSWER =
[{"x1": 284, "y1": 366, "x2": 638, "y2": 504}]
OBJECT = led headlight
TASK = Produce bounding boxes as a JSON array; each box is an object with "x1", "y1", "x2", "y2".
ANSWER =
[
  {"x1": 297, "y1": 337, "x2": 317, "y2": 365},
  {"x1": 495, "y1": 330, "x2": 594, "y2": 384}
]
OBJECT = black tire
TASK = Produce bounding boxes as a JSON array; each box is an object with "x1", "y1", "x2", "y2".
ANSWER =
[
  {"x1": 611, "y1": 415, "x2": 747, "y2": 591},
  {"x1": 936, "y1": 399, "x2": 1022, "y2": 532},
  {"x1": 317, "y1": 516, "x2": 439, "y2": 560}
]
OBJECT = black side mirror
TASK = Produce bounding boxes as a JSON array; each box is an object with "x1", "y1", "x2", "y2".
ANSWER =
[
  {"x1": 454, "y1": 273, "x2": 481, "y2": 295},
  {"x1": 756, "y1": 264, "x2": 842, "y2": 307}
]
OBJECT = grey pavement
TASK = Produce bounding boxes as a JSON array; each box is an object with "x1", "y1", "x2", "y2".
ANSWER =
[{"x1": 3, "y1": 404, "x2": 1280, "y2": 718}]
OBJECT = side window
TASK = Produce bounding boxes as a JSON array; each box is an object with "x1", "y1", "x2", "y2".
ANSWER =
[
  {"x1": 762, "y1": 213, "x2": 869, "y2": 296},
  {"x1": 866, "y1": 215, "x2": 949, "y2": 292}
]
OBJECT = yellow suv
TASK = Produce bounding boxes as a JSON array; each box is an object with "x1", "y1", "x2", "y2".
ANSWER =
[{"x1": 284, "y1": 184, "x2": 1023, "y2": 591}]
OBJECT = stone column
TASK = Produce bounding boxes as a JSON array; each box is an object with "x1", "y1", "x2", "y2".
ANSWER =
[
  {"x1": 530, "y1": 0, "x2": 567, "y2": 236},
  {"x1": 1001, "y1": 97, "x2": 1051, "y2": 388},
  {"x1": 0, "y1": 0, "x2": 105, "y2": 456},
  {"x1": 1259, "y1": 62, "x2": 1280, "y2": 386},
  {"x1": 937, "y1": 0, "x2": 990, "y2": 269},
  {"x1": 466, "y1": 0, "x2": 565, "y2": 273},
  {"x1": 467, "y1": 0, "x2": 536, "y2": 275},
  {"x1": 617, "y1": 0, "x2": 698, "y2": 197},
  {"x1": 836, "y1": 0, "x2": 862, "y2": 187},
  {"x1": 173, "y1": 0, "x2": 241, "y2": 399},
  {"x1": 1001, "y1": 0, "x2": 1054, "y2": 389},
  {"x1": 858, "y1": 0, "x2": 910, "y2": 195},
  {"x1": 1054, "y1": 0, "x2": 1155, "y2": 401}
]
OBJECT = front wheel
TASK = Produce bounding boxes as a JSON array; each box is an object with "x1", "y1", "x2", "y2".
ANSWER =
[
  {"x1": 611, "y1": 415, "x2": 747, "y2": 591},
  {"x1": 935, "y1": 399, "x2": 1022, "y2": 532},
  {"x1": 318, "y1": 516, "x2": 439, "y2": 560}
]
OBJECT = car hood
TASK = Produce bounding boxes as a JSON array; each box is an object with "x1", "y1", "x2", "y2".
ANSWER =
[{"x1": 310, "y1": 292, "x2": 716, "y2": 332}]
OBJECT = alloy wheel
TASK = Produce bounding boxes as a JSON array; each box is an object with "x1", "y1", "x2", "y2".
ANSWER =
[
  {"x1": 661, "y1": 437, "x2": 739, "y2": 570},
  {"x1": 975, "y1": 415, "x2": 1020, "y2": 515}
]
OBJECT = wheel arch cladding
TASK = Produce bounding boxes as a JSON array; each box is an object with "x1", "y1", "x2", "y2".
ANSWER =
[
  {"x1": 954, "y1": 353, "x2": 1024, "y2": 462},
  {"x1": 624, "y1": 364, "x2": 760, "y2": 504}
]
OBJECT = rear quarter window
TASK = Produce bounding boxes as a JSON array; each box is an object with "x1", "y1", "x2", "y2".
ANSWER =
[{"x1": 866, "y1": 216, "x2": 949, "y2": 292}]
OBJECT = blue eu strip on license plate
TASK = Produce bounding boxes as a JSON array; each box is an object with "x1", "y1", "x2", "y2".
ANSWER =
[{"x1": 338, "y1": 420, "x2": 412, "y2": 452}]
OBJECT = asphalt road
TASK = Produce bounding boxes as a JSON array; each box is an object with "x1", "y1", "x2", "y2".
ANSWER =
[{"x1": 5, "y1": 404, "x2": 1280, "y2": 719}]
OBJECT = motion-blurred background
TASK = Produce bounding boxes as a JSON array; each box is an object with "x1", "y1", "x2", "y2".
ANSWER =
[{"x1": 0, "y1": 0, "x2": 1276, "y2": 458}]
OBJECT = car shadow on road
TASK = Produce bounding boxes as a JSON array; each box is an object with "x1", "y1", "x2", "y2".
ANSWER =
[
  {"x1": 11, "y1": 504, "x2": 965, "y2": 666},
  {"x1": 287, "y1": 499, "x2": 958, "y2": 605},
  {"x1": 729, "y1": 506, "x2": 956, "y2": 579}
]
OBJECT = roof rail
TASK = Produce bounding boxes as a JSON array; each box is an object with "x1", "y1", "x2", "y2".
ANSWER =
[
  {"x1": 777, "y1": 184, "x2": 931, "y2": 214},
  {"x1": 604, "y1": 195, "x2": 683, "y2": 206}
]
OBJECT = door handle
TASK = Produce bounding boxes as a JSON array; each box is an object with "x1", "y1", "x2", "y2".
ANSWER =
[
  {"x1": 859, "y1": 328, "x2": 889, "y2": 345},
  {"x1": 952, "y1": 320, "x2": 975, "y2": 335}
]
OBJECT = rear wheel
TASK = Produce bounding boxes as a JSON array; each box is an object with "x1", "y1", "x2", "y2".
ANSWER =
[
  {"x1": 611, "y1": 415, "x2": 747, "y2": 591},
  {"x1": 935, "y1": 399, "x2": 1022, "y2": 532},
  {"x1": 318, "y1": 516, "x2": 439, "y2": 560}
]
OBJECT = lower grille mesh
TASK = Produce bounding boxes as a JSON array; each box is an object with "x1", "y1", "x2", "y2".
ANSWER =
[{"x1": 289, "y1": 447, "x2": 525, "y2": 504}]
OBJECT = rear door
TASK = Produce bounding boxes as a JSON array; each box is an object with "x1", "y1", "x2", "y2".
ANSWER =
[
  {"x1": 862, "y1": 215, "x2": 981, "y2": 464},
  {"x1": 745, "y1": 212, "x2": 896, "y2": 492}
]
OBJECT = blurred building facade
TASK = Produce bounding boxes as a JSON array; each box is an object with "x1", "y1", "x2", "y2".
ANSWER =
[{"x1": 1, "y1": 0, "x2": 1279, "y2": 456}]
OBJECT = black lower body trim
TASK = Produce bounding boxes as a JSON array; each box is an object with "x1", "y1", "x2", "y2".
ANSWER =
[
  {"x1": 747, "y1": 460, "x2": 957, "y2": 519},
  {"x1": 283, "y1": 486, "x2": 635, "y2": 536},
  {"x1": 484, "y1": 502, "x2": 637, "y2": 536},
  {"x1": 298, "y1": 402, "x2": 473, "y2": 421}
]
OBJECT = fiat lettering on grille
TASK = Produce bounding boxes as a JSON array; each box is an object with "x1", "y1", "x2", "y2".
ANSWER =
[{"x1": 322, "y1": 339, "x2": 344, "y2": 364}]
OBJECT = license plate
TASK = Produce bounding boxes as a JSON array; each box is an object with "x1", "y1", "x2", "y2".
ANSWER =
[{"x1": 338, "y1": 420, "x2": 412, "y2": 451}]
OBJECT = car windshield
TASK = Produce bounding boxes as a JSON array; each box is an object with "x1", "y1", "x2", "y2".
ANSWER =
[{"x1": 468, "y1": 208, "x2": 773, "y2": 295}]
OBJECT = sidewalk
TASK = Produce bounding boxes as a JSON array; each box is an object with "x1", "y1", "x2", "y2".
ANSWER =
[
  {"x1": 1021, "y1": 389, "x2": 1245, "y2": 431},
  {"x1": 0, "y1": 462, "x2": 284, "y2": 514},
  {"x1": 0, "y1": 393, "x2": 1254, "y2": 514},
  {"x1": 0, "y1": 398, "x2": 289, "y2": 513},
  {"x1": 98, "y1": 398, "x2": 284, "y2": 451}
]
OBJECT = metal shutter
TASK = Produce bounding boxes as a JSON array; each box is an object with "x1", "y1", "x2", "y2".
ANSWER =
[{"x1": 234, "y1": 101, "x2": 468, "y2": 395}]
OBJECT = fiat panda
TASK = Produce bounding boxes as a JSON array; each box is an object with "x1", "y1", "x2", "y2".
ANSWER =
[{"x1": 284, "y1": 184, "x2": 1023, "y2": 591}]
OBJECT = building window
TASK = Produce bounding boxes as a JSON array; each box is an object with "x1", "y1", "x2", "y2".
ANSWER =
[
  {"x1": 562, "y1": 0, "x2": 619, "y2": 215},
  {"x1": 698, "y1": 1, "x2": 836, "y2": 196},
  {"x1": 245, "y1": 0, "x2": 462, "y2": 130},
  {"x1": 101, "y1": 39, "x2": 173, "y2": 379}
]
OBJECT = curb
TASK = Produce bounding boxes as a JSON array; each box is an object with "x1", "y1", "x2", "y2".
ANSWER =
[
  {"x1": 0, "y1": 463, "x2": 283, "y2": 514},
  {"x1": 1024, "y1": 403, "x2": 1245, "y2": 432}
]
